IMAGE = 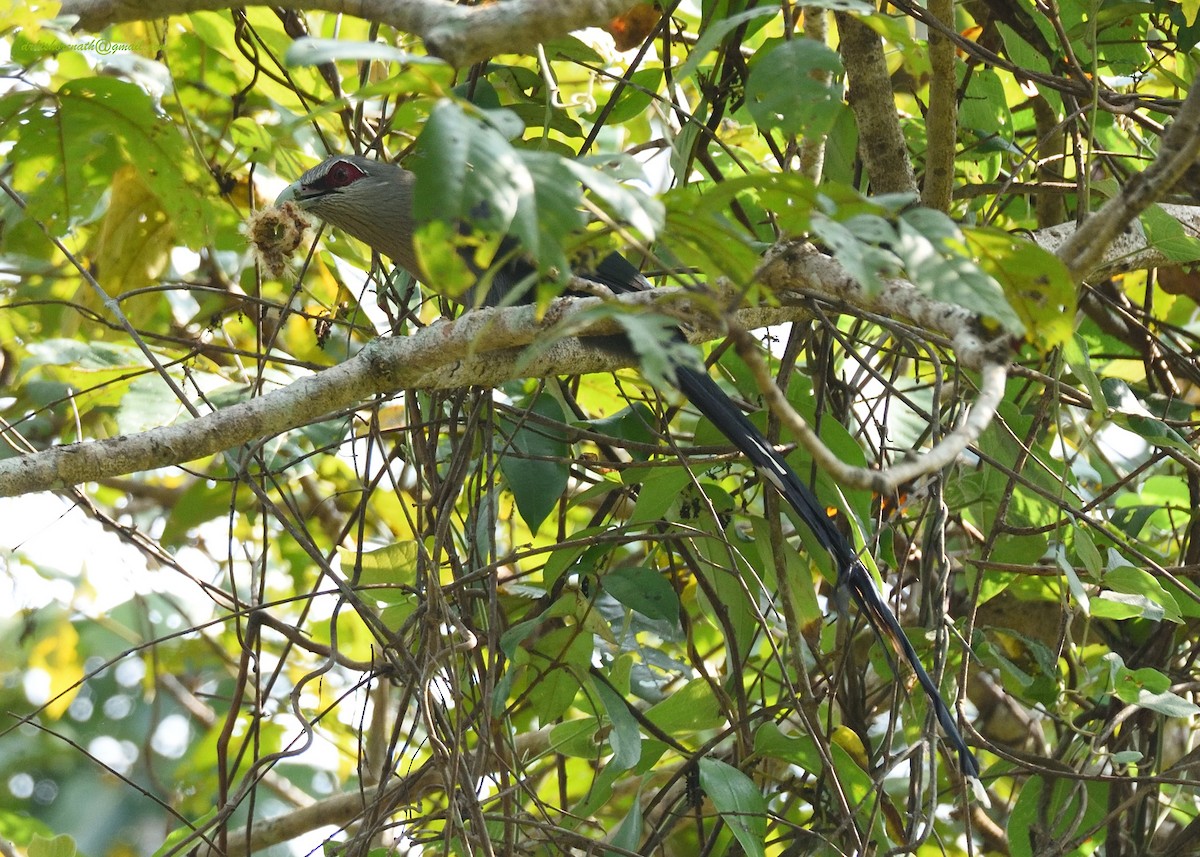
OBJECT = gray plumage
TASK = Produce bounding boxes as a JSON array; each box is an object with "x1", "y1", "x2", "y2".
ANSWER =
[{"x1": 276, "y1": 154, "x2": 422, "y2": 278}]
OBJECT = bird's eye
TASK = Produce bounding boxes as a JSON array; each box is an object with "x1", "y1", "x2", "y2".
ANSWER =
[{"x1": 325, "y1": 161, "x2": 364, "y2": 188}]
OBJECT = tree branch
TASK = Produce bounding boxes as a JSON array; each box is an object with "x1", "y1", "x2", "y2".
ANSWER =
[
  {"x1": 3, "y1": 195, "x2": 1196, "y2": 500},
  {"x1": 1056, "y1": 72, "x2": 1200, "y2": 281},
  {"x1": 1031, "y1": 203, "x2": 1200, "y2": 276},
  {"x1": 59, "y1": 0, "x2": 641, "y2": 67},
  {"x1": 0, "y1": 291, "x2": 803, "y2": 498},
  {"x1": 922, "y1": 0, "x2": 957, "y2": 211},
  {"x1": 834, "y1": 11, "x2": 916, "y2": 195}
]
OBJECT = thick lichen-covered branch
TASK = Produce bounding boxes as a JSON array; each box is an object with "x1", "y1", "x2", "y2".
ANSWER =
[{"x1": 58, "y1": 0, "x2": 641, "y2": 67}]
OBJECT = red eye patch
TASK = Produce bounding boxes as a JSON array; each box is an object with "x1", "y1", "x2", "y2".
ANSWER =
[{"x1": 321, "y1": 160, "x2": 366, "y2": 189}]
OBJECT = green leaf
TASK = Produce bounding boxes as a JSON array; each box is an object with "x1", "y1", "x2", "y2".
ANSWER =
[
  {"x1": 411, "y1": 100, "x2": 532, "y2": 296},
  {"x1": 1103, "y1": 378, "x2": 1200, "y2": 462},
  {"x1": 1111, "y1": 749, "x2": 1143, "y2": 764},
  {"x1": 746, "y1": 39, "x2": 845, "y2": 138},
  {"x1": 606, "y1": 798, "x2": 643, "y2": 857},
  {"x1": 338, "y1": 542, "x2": 422, "y2": 632},
  {"x1": 602, "y1": 565, "x2": 680, "y2": 623},
  {"x1": 23, "y1": 338, "x2": 151, "y2": 373},
  {"x1": 751, "y1": 516, "x2": 822, "y2": 627},
  {"x1": 1130, "y1": 688, "x2": 1200, "y2": 717},
  {"x1": 627, "y1": 466, "x2": 692, "y2": 526},
  {"x1": 519, "y1": 151, "x2": 588, "y2": 272},
  {"x1": 675, "y1": 7, "x2": 779, "y2": 83},
  {"x1": 908, "y1": 226, "x2": 1007, "y2": 339},
  {"x1": 11, "y1": 77, "x2": 205, "y2": 242},
  {"x1": 504, "y1": 619, "x2": 592, "y2": 720},
  {"x1": 662, "y1": 203, "x2": 764, "y2": 284},
  {"x1": 411, "y1": 100, "x2": 638, "y2": 289},
  {"x1": 1141, "y1": 204, "x2": 1200, "y2": 263},
  {"x1": 1097, "y1": 565, "x2": 1182, "y2": 623},
  {"x1": 1120, "y1": 413, "x2": 1197, "y2": 457},
  {"x1": 1008, "y1": 778, "x2": 1110, "y2": 857},
  {"x1": 617, "y1": 312, "x2": 704, "y2": 391},
  {"x1": 689, "y1": 497, "x2": 760, "y2": 664},
  {"x1": 1073, "y1": 525, "x2": 1103, "y2": 577},
  {"x1": 30, "y1": 834, "x2": 77, "y2": 857},
  {"x1": 94, "y1": 164, "x2": 175, "y2": 302},
  {"x1": 498, "y1": 393, "x2": 569, "y2": 534},
  {"x1": 561, "y1": 157, "x2": 663, "y2": 240},
  {"x1": 541, "y1": 534, "x2": 601, "y2": 590},
  {"x1": 161, "y1": 477, "x2": 233, "y2": 545},
  {"x1": 519, "y1": 626, "x2": 593, "y2": 723},
  {"x1": 344, "y1": 541, "x2": 420, "y2": 587},
  {"x1": 1092, "y1": 591, "x2": 1156, "y2": 621},
  {"x1": 809, "y1": 213, "x2": 899, "y2": 294},
  {"x1": 188, "y1": 11, "x2": 240, "y2": 54},
  {"x1": 550, "y1": 717, "x2": 603, "y2": 757},
  {"x1": 587, "y1": 68, "x2": 663, "y2": 126},
  {"x1": 582, "y1": 402, "x2": 658, "y2": 461},
  {"x1": 284, "y1": 37, "x2": 441, "y2": 66},
  {"x1": 753, "y1": 722, "x2": 823, "y2": 774},
  {"x1": 826, "y1": 741, "x2": 878, "y2": 809},
  {"x1": 1056, "y1": 544, "x2": 1090, "y2": 615},
  {"x1": 116, "y1": 373, "x2": 186, "y2": 434},
  {"x1": 644, "y1": 678, "x2": 725, "y2": 733},
  {"x1": 697, "y1": 758, "x2": 767, "y2": 857},
  {"x1": 229, "y1": 116, "x2": 275, "y2": 155},
  {"x1": 592, "y1": 677, "x2": 642, "y2": 771},
  {"x1": 1111, "y1": 660, "x2": 1200, "y2": 716},
  {"x1": 499, "y1": 618, "x2": 542, "y2": 659},
  {"x1": 959, "y1": 67, "x2": 1013, "y2": 135},
  {"x1": 556, "y1": 585, "x2": 618, "y2": 644},
  {"x1": 1063, "y1": 333, "x2": 1107, "y2": 415},
  {"x1": 152, "y1": 808, "x2": 218, "y2": 857},
  {"x1": 568, "y1": 757, "x2": 624, "y2": 819},
  {"x1": 541, "y1": 35, "x2": 606, "y2": 65}
]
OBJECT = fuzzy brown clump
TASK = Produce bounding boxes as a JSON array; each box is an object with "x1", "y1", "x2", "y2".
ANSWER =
[{"x1": 246, "y1": 201, "x2": 312, "y2": 278}]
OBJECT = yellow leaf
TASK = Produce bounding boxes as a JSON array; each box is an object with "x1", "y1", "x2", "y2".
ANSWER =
[
  {"x1": 830, "y1": 724, "x2": 870, "y2": 772},
  {"x1": 29, "y1": 833, "x2": 78, "y2": 857},
  {"x1": 6, "y1": 1, "x2": 62, "y2": 44},
  {"x1": 29, "y1": 620, "x2": 83, "y2": 720},
  {"x1": 88, "y1": 164, "x2": 175, "y2": 325}
]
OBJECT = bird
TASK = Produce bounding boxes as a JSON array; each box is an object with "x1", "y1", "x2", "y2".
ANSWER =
[{"x1": 275, "y1": 153, "x2": 983, "y2": 789}]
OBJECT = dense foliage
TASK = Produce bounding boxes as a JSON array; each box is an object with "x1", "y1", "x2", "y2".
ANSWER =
[{"x1": 2, "y1": 2, "x2": 1200, "y2": 856}]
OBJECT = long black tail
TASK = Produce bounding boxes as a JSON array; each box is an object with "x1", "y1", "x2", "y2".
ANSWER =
[
  {"x1": 675, "y1": 365, "x2": 978, "y2": 778},
  {"x1": 488, "y1": 252, "x2": 979, "y2": 776},
  {"x1": 586, "y1": 253, "x2": 979, "y2": 779}
]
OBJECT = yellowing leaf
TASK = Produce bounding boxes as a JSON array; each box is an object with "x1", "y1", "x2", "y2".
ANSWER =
[
  {"x1": 89, "y1": 164, "x2": 175, "y2": 325},
  {"x1": 95, "y1": 165, "x2": 174, "y2": 283},
  {"x1": 6, "y1": 1, "x2": 62, "y2": 44},
  {"x1": 29, "y1": 620, "x2": 83, "y2": 719},
  {"x1": 830, "y1": 724, "x2": 870, "y2": 771},
  {"x1": 29, "y1": 833, "x2": 77, "y2": 857},
  {"x1": 965, "y1": 227, "x2": 1076, "y2": 349}
]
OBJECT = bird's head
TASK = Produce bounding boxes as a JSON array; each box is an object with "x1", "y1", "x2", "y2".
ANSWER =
[{"x1": 275, "y1": 154, "x2": 421, "y2": 277}]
